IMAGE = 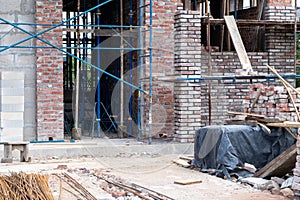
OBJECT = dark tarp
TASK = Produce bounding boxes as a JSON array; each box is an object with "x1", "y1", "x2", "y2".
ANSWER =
[{"x1": 192, "y1": 125, "x2": 296, "y2": 178}]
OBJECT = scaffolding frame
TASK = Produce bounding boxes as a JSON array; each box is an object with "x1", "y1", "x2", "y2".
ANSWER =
[{"x1": 0, "y1": 0, "x2": 154, "y2": 143}]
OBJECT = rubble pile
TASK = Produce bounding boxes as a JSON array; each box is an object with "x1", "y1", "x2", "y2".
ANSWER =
[{"x1": 240, "y1": 176, "x2": 294, "y2": 199}]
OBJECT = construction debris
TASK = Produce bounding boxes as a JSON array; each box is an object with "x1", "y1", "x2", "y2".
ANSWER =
[
  {"x1": 94, "y1": 173, "x2": 175, "y2": 200},
  {"x1": 0, "y1": 172, "x2": 54, "y2": 200},
  {"x1": 55, "y1": 172, "x2": 97, "y2": 200}
]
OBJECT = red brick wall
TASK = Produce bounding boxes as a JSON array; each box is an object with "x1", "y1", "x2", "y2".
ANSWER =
[
  {"x1": 144, "y1": 0, "x2": 180, "y2": 138},
  {"x1": 36, "y1": 0, "x2": 64, "y2": 140},
  {"x1": 266, "y1": 0, "x2": 293, "y2": 6}
]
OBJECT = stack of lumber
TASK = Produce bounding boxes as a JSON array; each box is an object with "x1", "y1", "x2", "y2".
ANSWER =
[{"x1": 227, "y1": 111, "x2": 298, "y2": 139}]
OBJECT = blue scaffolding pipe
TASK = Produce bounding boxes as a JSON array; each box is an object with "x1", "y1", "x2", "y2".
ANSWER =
[
  {"x1": 137, "y1": 0, "x2": 144, "y2": 141},
  {"x1": 0, "y1": 0, "x2": 112, "y2": 53},
  {"x1": 0, "y1": 22, "x2": 145, "y2": 29},
  {"x1": 148, "y1": 0, "x2": 153, "y2": 144},
  {"x1": 129, "y1": 0, "x2": 133, "y2": 136},
  {"x1": 176, "y1": 74, "x2": 300, "y2": 84},
  {"x1": 0, "y1": 18, "x2": 146, "y2": 94},
  {"x1": 0, "y1": 46, "x2": 145, "y2": 50},
  {"x1": 109, "y1": 27, "x2": 136, "y2": 50}
]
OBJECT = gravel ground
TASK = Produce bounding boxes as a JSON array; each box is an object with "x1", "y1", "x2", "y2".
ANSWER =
[{"x1": 0, "y1": 153, "x2": 291, "y2": 200}]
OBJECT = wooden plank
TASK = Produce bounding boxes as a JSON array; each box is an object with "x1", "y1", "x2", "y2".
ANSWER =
[
  {"x1": 266, "y1": 64, "x2": 300, "y2": 96},
  {"x1": 285, "y1": 86, "x2": 300, "y2": 121},
  {"x1": 254, "y1": 144, "x2": 296, "y2": 178},
  {"x1": 184, "y1": 0, "x2": 191, "y2": 10},
  {"x1": 266, "y1": 121, "x2": 300, "y2": 128},
  {"x1": 179, "y1": 156, "x2": 194, "y2": 162},
  {"x1": 224, "y1": 16, "x2": 253, "y2": 74},
  {"x1": 251, "y1": 0, "x2": 265, "y2": 51},
  {"x1": 174, "y1": 180, "x2": 202, "y2": 185},
  {"x1": 249, "y1": 88, "x2": 262, "y2": 113},
  {"x1": 203, "y1": 19, "x2": 295, "y2": 26},
  {"x1": 257, "y1": 122, "x2": 271, "y2": 134},
  {"x1": 225, "y1": 119, "x2": 258, "y2": 126},
  {"x1": 172, "y1": 159, "x2": 190, "y2": 168},
  {"x1": 220, "y1": 0, "x2": 226, "y2": 51},
  {"x1": 245, "y1": 116, "x2": 282, "y2": 123},
  {"x1": 227, "y1": 111, "x2": 265, "y2": 118}
]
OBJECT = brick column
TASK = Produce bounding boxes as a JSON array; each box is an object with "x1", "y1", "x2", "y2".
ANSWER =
[
  {"x1": 264, "y1": 0, "x2": 295, "y2": 75},
  {"x1": 36, "y1": 0, "x2": 64, "y2": 140},
  {"x1": 174, "y1": 8, "x2": 202, "y2": 142},
  {"x1": 264, "y1": 0, "x2": 300, "y2": 197}
]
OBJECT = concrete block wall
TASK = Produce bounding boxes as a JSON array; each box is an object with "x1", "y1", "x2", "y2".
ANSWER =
[
  {"x1": 0, "y1": 0, "x2": 36, "y2": 141},
  {"x1": 174, "y1": 8, "x2": 202, "y2": 142},
  {"x1": 0, "y1": 72, "x2": 24, "y2": 141},
  {"x1": 36, "y1": 0, "x2": 64, "y2": 140}
]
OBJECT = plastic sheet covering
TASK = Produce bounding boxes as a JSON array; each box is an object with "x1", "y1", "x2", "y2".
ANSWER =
[{"x1": 192, "y1": 125, "x2": 296, "y2": 178}]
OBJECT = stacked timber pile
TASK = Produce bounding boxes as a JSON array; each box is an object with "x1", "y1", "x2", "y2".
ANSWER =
[{"x1": 0, "y1": 172, "x2": 54, "y2": 200}]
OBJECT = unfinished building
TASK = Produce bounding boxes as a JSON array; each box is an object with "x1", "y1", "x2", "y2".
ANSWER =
[{"x1": 1, "y1": 0, "x2": 300, "y2": 197}]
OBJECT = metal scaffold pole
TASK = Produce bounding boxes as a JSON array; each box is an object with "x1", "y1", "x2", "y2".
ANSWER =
[
  {"x1": 96, "y1": 0, "x2": 101, "y2": 137},
  {"x1": 0, "y1": 0, "x2": 155, "y2": 140},
  {"x1": 73, "y1": 0, "x2": 81, "y2": 139},
  {"x1": 129, "y1": 0, "x2": 133, "y2": 136},
  {"x1": 148, "y1": 0, "x2": 153, "y2": 144},
  {"x1": 138, "y1": 0, "x2": 144, "y2": 141},
  {"x1": 119, "y1": 0, "x2": 124, "y2": 138}
]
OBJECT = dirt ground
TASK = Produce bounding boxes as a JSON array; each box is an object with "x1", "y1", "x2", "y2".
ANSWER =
[{"x1": 0, "y1": 153, "x2": 290, "y2": 200}]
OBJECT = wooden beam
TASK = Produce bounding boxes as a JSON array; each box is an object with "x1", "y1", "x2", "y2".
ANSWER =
[
  {"x1": 63, "y1": 28, "x2": 138, "y2": 38},
  {"x1": 224, "y1": 16, "x2": 253, "y2": 74},
  {"x1": 184, "y1": 0, "x2": 191, "y2": 10},
  {"x1": 251, "y1": 0, "x2": 265, "y2": 51},
  {"x1": 227, "y1": 111, "x2": 265, "y2": 118},
  {"x1": 266, "y1": 121, "x2": 300, "y2": 128},
  {"x1": 254, "y1": 144, "x2": 296, "y2": 178},
  {"x1": 249, "y1": 88, "x2": 262, "y2": 113},
  {"x1": 202, "y1": 19, "x2": 295, "y2": 26},
  {"x1": 266, "y1": 64, "x2": 300, "y2": 96},
  {"x1": 220, "y1": 0, "x2": 226, "y2": 51}
]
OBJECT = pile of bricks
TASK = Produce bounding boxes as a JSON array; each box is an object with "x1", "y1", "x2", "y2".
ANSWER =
[{"x1": 244, "y1": 83, "x2": 299, "y2": 122}]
